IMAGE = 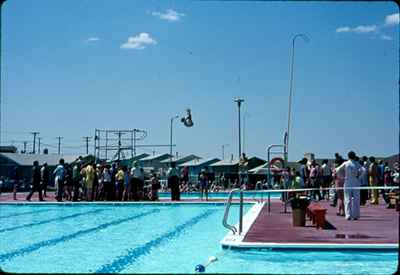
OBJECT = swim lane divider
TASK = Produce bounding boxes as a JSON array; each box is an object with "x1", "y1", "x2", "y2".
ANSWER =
[
  {"x1": 0, "y1": 209, "x2": 160, "y2": 263},
  {"x1": 0, "y1": 209, "x2": 55, "y2": 219},
  {"x1": 0, "y1": 208, "x2": 107, "y2": 234},
  {"x1": 95, "y1": 209, "x2": 217, "y2": 273}
]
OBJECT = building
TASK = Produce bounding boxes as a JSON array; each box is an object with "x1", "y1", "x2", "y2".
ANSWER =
[
  {"x1": 0, "y1": 146, "x2": 18, "y2": 153},
  {"x1": 117, "y1": 153, "x2": 150, "y2": 168},
  {"x1": 178, "y1": 157, "x2": 220, "y2": 183},
  {"x1": 210, "y1": 156, "x2": 266, "y2": 185},
  {"x1": 159, "y1": 154, "x2": 202, "y2": 170},
  {"x1": 0, "y1": 153, "x2": 79, "y2": 183},
  {"x1": 137, "y1": 153, "x2": 173, "y2": 171}
]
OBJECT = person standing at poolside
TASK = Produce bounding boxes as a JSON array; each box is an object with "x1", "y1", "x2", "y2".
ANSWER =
[
  {"x1": 320, "y1": 159, "x2": 331, "y2": 200},
  {"x1": 335, "y1": 151, "x2": 362, "y2": 220},
  {"x1": 149, "y1": 172, "x2": 161, "y2": 201},
  {"x1": 115, "y1": 165, "x2": 125, "y2": 201},
  {"x1": 359, "y1": 160, "x2": 369, "y2": 206},
  {"x1": 12, "y1": 165, "x2": 21, "y2": 200},
  {"x1": 131, "y1": 161, "x2": 143, "y2": 201},
  {"x1": 40, "y1": 162, "x2": 50, "y2": 198},
  {"x1": 298, "y1": 158, "x2": 308, "y2": 187},
  {"x1": 64, "y1": 163, "x2": 73, "y2": 201},
  {"x1": 72, "y1": 160, "x2": 82, "y2": 201},
  {"x1": 53, "y1": 158, "x2": 65, "y2": 202},
  {"x1": 110, "y1": 162, "x2": 118, "y2": 200},
  {"x1": 368, "y1": 156, "x2": 379, "y2": 205},
  {"x1": 167, "y1": 162, "x2": 180, "y2": 201},
  {"x1": 309, "y1": 160, "x2": 321, "y2": 201},
  {"x1": 199, "y1": 169, "x2": 209, "y2": 201},
  {"x1": 122, "y1": 166, "x2": 131, "y2": 201},
  {"x1": 26, "y1": 161, "x2": 44, "y2": 201},
  {"x1": 333, "y1": 157, "x2": 345, "y2": 216},
  {"x1": 101, "y1": 164, "x2": 112, "y2": 201},
  {"x1": 82, "y1": 162, "x2": 95, "y2": 201}
]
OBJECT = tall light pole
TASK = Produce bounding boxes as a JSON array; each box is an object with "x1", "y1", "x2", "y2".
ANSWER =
[
  {"x1": 286, "y1": 33, "x2": 309, "y2": 163},
  {"x1": 243, "y1": 112, "x2": 250, "y2": 155},
  {"x1": 234, "y1": 98, "x2": 244, "y2": 159},
  {"x1": 170, "y1": 115, "x2": 179, "y2": 162}
]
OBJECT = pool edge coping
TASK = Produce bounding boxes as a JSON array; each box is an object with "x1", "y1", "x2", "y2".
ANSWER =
[{"x1": 220, "y1": 203, "x2": 398, "y2": 251}]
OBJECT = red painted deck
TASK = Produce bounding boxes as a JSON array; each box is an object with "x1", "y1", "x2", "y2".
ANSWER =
[{"x1": 244, "y1": 199, "x2": 398, "y2": 244}]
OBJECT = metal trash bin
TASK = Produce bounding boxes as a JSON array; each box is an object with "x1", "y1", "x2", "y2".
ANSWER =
[
  {"x1": 292, "y1": 208, "x2": 306, "y2": 226},
  {"x1": 290, "y1": 197, "x2": 309, "y2": 227}
]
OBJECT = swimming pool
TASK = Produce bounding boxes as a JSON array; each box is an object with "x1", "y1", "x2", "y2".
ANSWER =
[
  {"x1": 0, "y1": 203, "x2": 397, "y2": 274},
  {"x1": 158, "y1": 191, "x2": 281, "y2": 200}
]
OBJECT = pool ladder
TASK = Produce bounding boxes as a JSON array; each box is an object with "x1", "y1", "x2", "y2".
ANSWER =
[{"x1": 222, "y1": 188, "x2": 244, "y2": 235}]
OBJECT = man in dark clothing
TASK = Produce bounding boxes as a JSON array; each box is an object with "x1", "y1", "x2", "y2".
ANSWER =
[
  {"x1": 12, "y1": 166, "x2": 21, "y2": 200},
  {"x1": 41, "y1": 162, "x2": 50, "y2": 197},
  {"x1": 110, "y1": 162, "x2": 117, "y2": 200},
  {"x1": 168, "y1": 162, "x2": 180, "y2": 201},
  {"x1": 26, "y1": 161, "x2": 44, "y2": 201}
]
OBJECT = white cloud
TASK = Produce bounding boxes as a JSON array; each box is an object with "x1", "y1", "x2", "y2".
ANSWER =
[
  {"x1": 336, "y1": 25, "x2": 377, "y2": 34},
  {"x1": 336, "y1": 26, "x2": 351, "y2": 33},
  {"x1": 380, "y1": 34, "x2": 393, "y2": 41},
  {"x1": 120, "y1": 33, "x2": 157, "y2": 50},
  {"x1": 151, "y1": 9, "x2": 185, "y2": 22},
  {"x1": 385, "y1": 13, "x2": 399, "y2": 26},
  {"x1": 352, "y1": 25, "x2": 377, "y2": 33},
  {"x1": 86, "y1": 37, "x2": 100, "y2": 42}
]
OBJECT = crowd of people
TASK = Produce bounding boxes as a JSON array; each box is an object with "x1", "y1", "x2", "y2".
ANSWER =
[
  {"x1": 21, "y1": 155, "x2": 220, "y2": 202},
  {"x1": 24, "y1": 157, "x2": 189, "y2": 202},
  {"x1": 276, "y1": 151, "x2": 399, "y2": 221},
  {"x1": 9, "y1": 152, "x2": 399, "y2": 213}
]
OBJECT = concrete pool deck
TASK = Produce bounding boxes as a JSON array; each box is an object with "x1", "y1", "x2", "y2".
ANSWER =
[{"x1": 221, "y1": 199, "x2": 398, "y2": 250}]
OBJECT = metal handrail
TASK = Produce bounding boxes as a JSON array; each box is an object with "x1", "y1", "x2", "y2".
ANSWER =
[{"x1": 222, "y1": 188, "x2": 243, "y2": 235}]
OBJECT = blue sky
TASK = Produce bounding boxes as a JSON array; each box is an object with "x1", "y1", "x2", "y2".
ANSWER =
[{"x1": 1, "y1": 0, "x2": 399, "y2": 161}]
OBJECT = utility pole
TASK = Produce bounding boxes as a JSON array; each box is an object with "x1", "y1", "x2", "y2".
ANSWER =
[
  {"x1": 23, "y1": 141, "x2": 27, "y2": 154},
  {"x1": 222, "y1": 144, "x2": 229, "y2": 160},
  {"x1": 56, "y1": 136, "x2": 63, "y2": 155},
  {"x1": 37, "y1": 137, "x2": 41, "y2": 154},
  {"x1": 30, "y1": 132, "x2": 39, "y2": 154},
  {"x1": 234, "y1": 98, "x2": 244, "y2": 158},
  {"x1": 83, "y1": 136, "x2": 92, "y2": 155}
]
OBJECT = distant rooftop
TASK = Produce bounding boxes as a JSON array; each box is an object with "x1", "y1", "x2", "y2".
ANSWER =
[
  {"x1": 178, "y1": 157, "x2": 220, "y2": 167},
  {"x1": 0, "y1": 153, "x2": 79, "y2": 166},
  {"x1": 160, "y1": 154, "x2": 201, "y2": 164},
  {"x1": 139, "y1": 153, "x2": 172, "y2": 162},
  {"x1": 210, "y1": 159, "x2": 240, "y2": 166}
]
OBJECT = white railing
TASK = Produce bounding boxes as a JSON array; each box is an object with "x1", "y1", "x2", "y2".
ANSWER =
[{"x1": 222, "y1": 188, "x2": 244, "y2": 235}]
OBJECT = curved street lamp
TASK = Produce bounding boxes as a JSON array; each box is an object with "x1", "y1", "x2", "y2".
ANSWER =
[
  {"x1": 285, "y1": 33, "x2": 309, "y2": 163},
  {"x1": 170, "y1": 115, "x2": 179, "y2": 162}
]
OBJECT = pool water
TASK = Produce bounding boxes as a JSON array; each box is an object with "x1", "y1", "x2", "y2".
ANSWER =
[
  {"x1": 0, "y1": 203, "x2": 397, "y2": 274},
  {"x1": 158, "y1": 191, "x2": 281, "y2": 200}
]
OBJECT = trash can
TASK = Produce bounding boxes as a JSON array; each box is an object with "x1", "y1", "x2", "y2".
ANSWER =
[
  {"x1": 292, "y1": 208, "x2": 306, "y2": 226},
  {"x1": 291, "y1": 197, "x2": 309, "y2": 227}
]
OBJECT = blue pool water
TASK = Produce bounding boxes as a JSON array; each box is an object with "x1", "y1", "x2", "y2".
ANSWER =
[
  {"x1": 158, "y1": 191, "x2": 281, "y2": 200},
  {"x1": 0, "y1": 203, "x2": 397, "y2": 274}
]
